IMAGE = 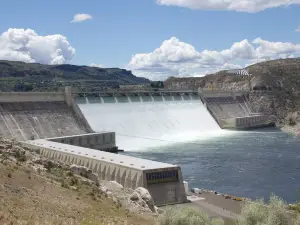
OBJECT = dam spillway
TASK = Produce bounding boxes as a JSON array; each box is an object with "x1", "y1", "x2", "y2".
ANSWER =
[{"x1": 77, "y1": 95, "x2": 230, "y2": 151}]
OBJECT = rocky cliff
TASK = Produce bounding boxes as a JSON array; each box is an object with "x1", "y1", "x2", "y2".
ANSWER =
[{"x1": 164, "y1": 58, "x2": 300, "y2": 135}]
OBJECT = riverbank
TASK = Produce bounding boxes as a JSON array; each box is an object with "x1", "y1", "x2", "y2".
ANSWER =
[{"x1": 281, "y1": 124, "x2": 300, "y2": 136}]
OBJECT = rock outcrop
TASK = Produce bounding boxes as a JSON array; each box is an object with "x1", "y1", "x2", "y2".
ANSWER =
[
  {"x1": 70, "y1": 164, "x2": 99, "y2": 184},
  {"x1": 0, "y1": 138, "x2": 160, "y2": 216},
  {"x1": 165, "y1": 58, "x2": 300, "y2": 136}
]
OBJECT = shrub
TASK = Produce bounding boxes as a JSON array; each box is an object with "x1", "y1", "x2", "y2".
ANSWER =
[
  {"x1": 158, "y1": 206, "x2": 224, "y2": 225},
  {"x1": 288, "y1": 117, "x2": 297, "y2": 126},
  {"x1": 69, "y1": 177, "x2": 79, "y2": 186},
  {"x1": 61, "y1": 179, "x2": 69, "y2": 189},
  {"x1": 14, "y1": 150, "x2": 27, "y2": 162},
  {"x1": 67, "y1": 171, "x2": 74, "y2": 177},
  {"x1": 294, "y1": 215, "x2": 300, "y2": 225},
  {"x1": 289, "y1": 204, "x2": 300, "y2": 213},
  {"x1": 236, "y1": 194, "x2": 290, "y2": 225},
  {"x1": 34, "y1": 149, "x2": 41, "y2": 154},
  {"x1": 267, "y1": 195, "x2": 289, "y2": 225},
  {"x1": 45, "y1": 161, "x2": 56, "y2": 172}
]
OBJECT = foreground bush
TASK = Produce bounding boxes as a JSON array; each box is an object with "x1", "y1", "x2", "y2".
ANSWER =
[
  {"x1": 236, "y1": 194, "x2": 291, "y2": 225},
  {"x1": 158, "y1": 206, "x2": 224, "y2": 225}
]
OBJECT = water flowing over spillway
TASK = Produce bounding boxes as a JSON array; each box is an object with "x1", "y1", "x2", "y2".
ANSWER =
[
  {"x1": 78, "y1": 95, "x2": 300, "y2": 203},
  {"x1": 78, "y1": 95, "x2": 233, "y2": 151}
]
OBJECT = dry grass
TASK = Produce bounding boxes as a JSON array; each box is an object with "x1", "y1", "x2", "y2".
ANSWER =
[{"x1": 0, "y1": 162, "x2": 154, "y2": 225}]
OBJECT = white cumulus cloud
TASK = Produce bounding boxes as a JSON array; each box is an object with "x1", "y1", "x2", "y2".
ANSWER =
[
  {"x1": 296, "y1": 26, "x2": 300, "y2": 32},
  {"x1": 253, "y1": 38, "x2": 300, "y2": 58},
  {"x1": 71, "y1": 13, "x2": 92, "y2": 23},
  {"x1": 89, "y1": 63, "x2": 105, "y2": 68},
  {"x1": 0, "y1": 28, "x2": 75, "y2": 64},
  {"x1": 127, "y1": 37, "x2": 300, "y2": 80},
  {"x1": 156, "y1": 0, "x2": 300, "y2": 13}
]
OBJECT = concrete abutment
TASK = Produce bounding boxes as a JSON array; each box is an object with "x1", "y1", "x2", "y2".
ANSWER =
[{"x1": 198, "y1": 90, "x2": 276, "y2": 130}]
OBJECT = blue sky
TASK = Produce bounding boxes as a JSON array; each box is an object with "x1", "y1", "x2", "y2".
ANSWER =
[{"x1": 0, "y1": 0, "x2": 300, "y2": 80}]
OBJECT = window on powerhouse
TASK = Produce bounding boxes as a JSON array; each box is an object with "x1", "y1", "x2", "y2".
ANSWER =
[{"x1": 146, "y1": 170, "x2": 178, "y2": 181}]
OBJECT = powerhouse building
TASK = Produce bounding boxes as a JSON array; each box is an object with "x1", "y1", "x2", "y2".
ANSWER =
[{"x1": 22, "y1": 139, "x2": 187, "y2": 205}]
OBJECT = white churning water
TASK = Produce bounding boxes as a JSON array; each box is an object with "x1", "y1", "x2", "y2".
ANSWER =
[{"x1": 78, "y1": 95, "x2": 234, "y2": 151}]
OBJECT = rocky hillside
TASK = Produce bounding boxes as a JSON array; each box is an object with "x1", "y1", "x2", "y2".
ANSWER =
[
  {"x1": 0, "y1": 137, "x2": 159, "y2": 224},
  {"x1": 164, "y1": 58, "x2": 300, "y2": 134},
  {"x1": 165, "y1": 58, "x2": 300, "y2": 93},
  {"x1": 0, "y1": 60, "x2": 150, "y2": 92},
  {"x1": 247, "y1": 58, "x2": 300, "y2": 92}
]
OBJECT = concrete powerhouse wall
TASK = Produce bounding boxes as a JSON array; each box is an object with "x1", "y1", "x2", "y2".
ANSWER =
[
  {"x1": 144, "y1": 167, "x2": 187, "y2": 205},
  {"x1": 47, "y1": 132, "x2": 117, "y2": 152},
  {"x1": 22, "y1": 140, "x2": 187, "y2": 205},
  {"x1": 235, "y1": 115, "x2": 271, "y2": 129}
]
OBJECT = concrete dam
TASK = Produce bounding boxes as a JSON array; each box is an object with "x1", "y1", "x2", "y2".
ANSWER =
[
  {"x1": 0, "y1": 88, "x2": 274, "y2": 206},
  {"x1": 0, "y1": 88, "x2": 188, "y2": 205}
]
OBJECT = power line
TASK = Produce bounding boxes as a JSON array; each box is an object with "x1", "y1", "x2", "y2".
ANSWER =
[
  {"x1": 99, "y1": 129, "x2": 279, "y2": 147},
  {"x1": 101, "y1": 130, "x2": 178, "y2": 143},
  {"x1": 99, "y1": 130, "x2": 232, "y2": 147}
]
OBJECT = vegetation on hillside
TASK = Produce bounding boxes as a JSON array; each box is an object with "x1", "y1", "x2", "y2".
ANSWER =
[
  {"x1": 0, "y1": 60, "x2": 150, "y2": 92},
  {"x1": 158, "y1": 207, "x2": 224, "y2": 225},
  {"x1": 158, "y1": 195, "x2": 300, "y2": 225}
]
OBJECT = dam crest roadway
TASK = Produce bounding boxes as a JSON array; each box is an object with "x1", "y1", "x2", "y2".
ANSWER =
[{"x1": 72, "y1": 89, "x2": 199, "y2": 97}]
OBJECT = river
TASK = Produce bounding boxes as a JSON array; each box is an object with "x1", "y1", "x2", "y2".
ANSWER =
[{"x1": 78, "y1": 96, "x2": 300, "y2": 203}]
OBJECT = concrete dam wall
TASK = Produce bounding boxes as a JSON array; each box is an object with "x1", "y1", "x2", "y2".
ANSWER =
[
  {"x1": 204, "y1": 96, "x2": 251, "y2": 119},
  {"x1": 200, "y1": 91, "x2": 275, "y2": 129},
  {"x1": 0, "y1": 89, "x2": 93, "y2": 141},
  {"x1": 0, "y1": 101, "x2": 89, "y2": 141},
  {"x1": 47, "y1": 132, "x2": 118, "y2": 153}
]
